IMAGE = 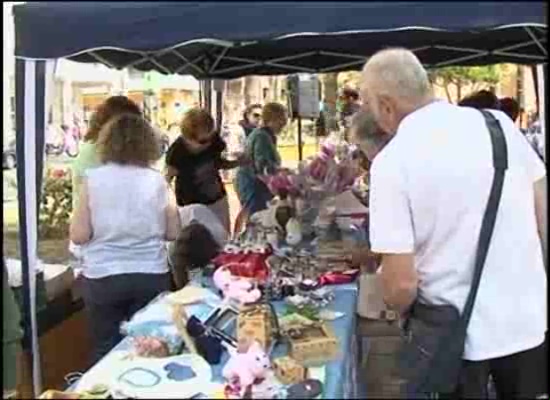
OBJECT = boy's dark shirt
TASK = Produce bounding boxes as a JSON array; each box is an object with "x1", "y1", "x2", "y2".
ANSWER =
[{"x1": 166, "y1": 135, "x2": 227, "y2": 206}]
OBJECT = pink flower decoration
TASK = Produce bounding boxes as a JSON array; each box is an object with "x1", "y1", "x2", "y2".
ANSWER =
[{"x1": 51, "y1": 169, "x2": 66, "y2": 179}]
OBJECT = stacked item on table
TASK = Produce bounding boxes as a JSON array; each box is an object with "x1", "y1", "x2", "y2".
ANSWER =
[
  {"x1": 50, "y1": 229, "x2": 359, "y2": 399},
  {"x1": 258, "y1": 137, "x2": 365, "y2": 243}
]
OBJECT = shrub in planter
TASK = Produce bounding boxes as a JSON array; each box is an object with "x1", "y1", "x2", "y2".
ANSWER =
[{"x1": 39, "y1": 168, "x2": 73, "y2": 239}]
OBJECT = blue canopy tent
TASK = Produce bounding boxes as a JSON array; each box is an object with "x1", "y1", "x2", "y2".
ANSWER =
[{"x1": 12, "y1": 2, "x2": 547, "y2": 396}]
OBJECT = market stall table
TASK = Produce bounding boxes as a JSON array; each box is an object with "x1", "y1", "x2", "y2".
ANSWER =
[{"x1": 70, "y1": 282, "x2": 364, "y2": 399}]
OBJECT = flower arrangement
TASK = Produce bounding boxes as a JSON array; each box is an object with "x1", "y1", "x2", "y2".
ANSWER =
[
  {"x1": 261, "y1": 137, "x2": 362, "y2": 237},
  {"x1": 39, "y1": 168, "x2": 73, "y2": 239}
]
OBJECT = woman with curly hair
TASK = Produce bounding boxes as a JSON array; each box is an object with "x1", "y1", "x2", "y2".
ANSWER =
[
  {"x1": 70, "y1": 113, "x2": 180, "y2": 362},
  {"x1": 71, "y1": 95, "x2": 143, "y2": 210}
]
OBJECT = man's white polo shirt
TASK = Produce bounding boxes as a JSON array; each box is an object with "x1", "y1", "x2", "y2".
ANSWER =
[{"x1": 369, "y1": 100, "x2": 547, "y2": 361}]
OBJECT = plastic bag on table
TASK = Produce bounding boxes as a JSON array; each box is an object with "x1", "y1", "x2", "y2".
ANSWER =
[{"x1": 120, "y1": 293, "x2": 184, "y2": 357}]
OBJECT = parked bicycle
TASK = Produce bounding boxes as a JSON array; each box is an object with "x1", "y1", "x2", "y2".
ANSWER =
[{"x1": 45, "y1": 124, "x2": 80, "y2": 158}]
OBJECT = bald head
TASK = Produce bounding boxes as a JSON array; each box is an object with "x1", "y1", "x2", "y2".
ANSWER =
[
  {"x1": 360, "y1": 48, "x2": 434, "y2": 134},
  {"x1": 362, "y1": 48, "x2": 432, "y2": 101}
]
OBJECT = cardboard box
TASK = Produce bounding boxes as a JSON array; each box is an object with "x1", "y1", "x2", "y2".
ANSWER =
[{"x1": 43, "y1": 264, "x2": 75, "y2": 301}]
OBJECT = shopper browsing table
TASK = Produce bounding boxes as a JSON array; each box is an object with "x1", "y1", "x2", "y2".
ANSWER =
[
  {"x1": 359, "y1": 48, "x2": 547, "y2": 398},
  {"x1": 165, "y1": 109, "x2": 246, "y2": 233},
  {"x1": 70, "y1": 113, "x2": 181, "y2": 362},
  {"x1": 70, "y1": 96, "x2": 143, "y2": 259},
  {"x1": 71, "y1": 96, "x2": 142, "y2": 210},
  {"x1": 234, "y1": 103, "x2": 288, "y2": 234}
]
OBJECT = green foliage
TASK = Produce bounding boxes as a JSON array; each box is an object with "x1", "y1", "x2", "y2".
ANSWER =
[
  {"x1": 428, "y1": 65, "x2": 501, "y2": 102},
  {"x1": 337, "y1": 71, "x2": 361, "y2": 90},
  {"x1": 39, "y1": 168, "x2": 73, "y2": 239},
  {"x1": 428, "y1": 65, "x2": 500, "y2": 87}
]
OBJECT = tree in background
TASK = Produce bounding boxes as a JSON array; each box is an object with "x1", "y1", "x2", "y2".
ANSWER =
[
  {"x1": 428, "y1": 65, "x2": 501, "y2": 103},
  {"x1": 337, "y1": 71, "x2": 361, "y2": 90},
  {"x1": 243, "y1": 76, "x2": 264, "y2": 107},
  {"x1": 320, "y1": 73, "x2": 339, "y2": 132}
]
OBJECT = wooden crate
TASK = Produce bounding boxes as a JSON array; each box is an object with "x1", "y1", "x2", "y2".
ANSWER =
[
  {"x1": 288, "y1": 323, "x2": 338, "y2": 365},
  {"x1": 237, "y1": 304, "x2": 273, "y2": 351},
  {"x1": 273, "y1": 356, "x2": 308, "y2": 385}
]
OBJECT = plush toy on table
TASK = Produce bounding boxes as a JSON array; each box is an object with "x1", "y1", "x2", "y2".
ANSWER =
[
  {"x1": 222, "y1": 340, "x2": 271, "y2": 399},
  {"x1": 213, "y1": 266, "x2": 262, "y2": 305},
  {"x1": 305, "y1": 142, "x2": 336, "y2": 184},
  {"x1": 132, "y1": 336, "x2": 170, "y2": 358}
]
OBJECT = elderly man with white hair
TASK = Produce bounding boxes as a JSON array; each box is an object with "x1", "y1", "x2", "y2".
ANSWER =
[{"x1": 357, "y1": 48, "x2": 547, "y2": 399}]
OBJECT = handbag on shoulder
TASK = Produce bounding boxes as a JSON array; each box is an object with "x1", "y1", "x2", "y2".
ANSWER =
[{"x1": 397, "y1": 110, "x2": 509, "y2": 395}]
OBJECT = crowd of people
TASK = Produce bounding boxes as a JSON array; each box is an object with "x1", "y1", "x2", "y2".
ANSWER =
[
  {"x1": 3, "y1": 47, "x2": 546, "y2": 398},
  {"x1": 63, "y1": 95, "x2": 290, "y2": 362}
]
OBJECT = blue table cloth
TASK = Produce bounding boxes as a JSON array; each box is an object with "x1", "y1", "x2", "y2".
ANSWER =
[{"x1": 72, "y1": 283, "x2": 364, "y2": 398}]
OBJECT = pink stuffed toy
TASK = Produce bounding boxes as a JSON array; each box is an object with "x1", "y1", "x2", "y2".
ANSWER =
[
  {"x1": 223, "y1": 340, "x2": 271, "y2": 398},
  {"x1": 213, "y1": 266, "x2": 262, "y2": 305}
]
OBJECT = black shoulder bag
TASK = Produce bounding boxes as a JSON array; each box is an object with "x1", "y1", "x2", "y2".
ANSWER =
[{"x1": 397, "y1": 110, "x2": 508, "y2": 396}]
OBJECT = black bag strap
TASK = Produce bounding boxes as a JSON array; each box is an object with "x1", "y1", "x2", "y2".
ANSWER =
[{"x1": 460, "y1": 110, "x2": 508, "y2": 328}]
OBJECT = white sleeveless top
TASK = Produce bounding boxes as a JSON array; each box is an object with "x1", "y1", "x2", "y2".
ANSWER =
[{"x1": 81, "y1": 163, "x2": 169, "y2": 279}]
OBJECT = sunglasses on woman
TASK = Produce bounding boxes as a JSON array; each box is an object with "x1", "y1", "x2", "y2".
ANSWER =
[{"x1": 193, "y1": 130, "x2": 217, "y2": 146}]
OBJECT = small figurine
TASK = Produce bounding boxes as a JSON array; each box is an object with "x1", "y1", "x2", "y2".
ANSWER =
[
  {"x1": 285, "y1": 218, "x2": 302, "y2": 246},
  {"x1": 222, "y1": 340, "x2": 271, "y2": 398},
  {"x1": 213, "y1": 267, "x2": 262, "y2": 305}
]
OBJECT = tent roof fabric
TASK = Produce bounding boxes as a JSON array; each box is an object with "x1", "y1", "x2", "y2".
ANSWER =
[{"x1": 14, "y1": 2, "x2": 548, "y2": 78}]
